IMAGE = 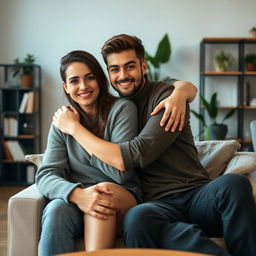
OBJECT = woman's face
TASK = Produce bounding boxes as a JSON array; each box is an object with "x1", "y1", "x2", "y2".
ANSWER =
[{"x1": 62, "y1": 62, "x2": 100, "y2": 115}]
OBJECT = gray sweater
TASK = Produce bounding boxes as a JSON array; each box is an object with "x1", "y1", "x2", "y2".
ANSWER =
[
  {"x1": 120, "y1": 81, "x2": 211, "y2": 202},
  {"x1": 36, "y1": 98, "x2": 142, "y2": 203}
]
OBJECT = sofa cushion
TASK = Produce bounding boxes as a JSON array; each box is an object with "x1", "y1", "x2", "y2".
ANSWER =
[
  {"x1": 25, "y1": 154, "x2": 44, "y2": 167},
  {"x1": 195, "y1": 140, "x2": 241, "y2": 179}
]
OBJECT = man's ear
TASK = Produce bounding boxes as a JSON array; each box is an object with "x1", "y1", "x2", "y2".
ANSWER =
[
  {"x1": 62, "y1": 81, "x2": 69, "y2": 94},
  {"x1": 142, "y1": 59, "x2": 147, "y2": 75}
]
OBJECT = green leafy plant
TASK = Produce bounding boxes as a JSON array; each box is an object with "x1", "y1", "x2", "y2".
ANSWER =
[
  {"x1": 245, "y1": 53, "x2": 256, "y2": 65},
  {"x1": 191, "y1": 92, "x2": 236, "y2": 139},
  {"x1": 250, "y1": 26, "x2": 256, "y2": 33},
  {"x1": 13, "y1": 54, "x2": 35, "y2": 77},
  {"x1": 214, "y1": 51, "x2": 233, "y2": 72},
  {"x1": 145, "y1": 34, "x2": 171, "y2": 81}
]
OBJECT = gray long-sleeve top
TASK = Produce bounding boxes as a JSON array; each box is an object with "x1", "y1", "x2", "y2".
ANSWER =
[
  {"x1": 36, "y1": 98, "x2": 142, "y2": 203},
  {"x1": 120, "y1": 81, "x2": 211, "y2": 202}
]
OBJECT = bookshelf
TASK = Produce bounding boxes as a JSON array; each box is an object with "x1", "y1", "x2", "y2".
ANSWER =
[
  {"x1": 0, "y1": 64, "x2": 41, "y2": 185},
  {"x1": 200, "y1": 37, "x2": 256, "y2": 150}
]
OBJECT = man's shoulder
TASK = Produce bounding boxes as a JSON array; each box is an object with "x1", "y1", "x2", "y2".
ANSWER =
[{"x1": 150, "y1": 81, "x2": 175, "y2": 102}]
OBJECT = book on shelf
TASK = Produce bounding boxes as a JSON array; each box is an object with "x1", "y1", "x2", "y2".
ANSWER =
[
  {"x1": 5, "y1": 140, "x2": 26, "y2": 161},
  {"x1": 25, "y1": 91, "x2": 35, "y2": 113},
  {"x1": 2, "y1": 140, "x2": 14, "y2": 161},
  {"x1": 3, "y1": 117, "x2": 18, "y2": 137},
  {"x1": 26, "y1": 165, "x2": 35, "y2": 183},
  {"x1": 19, "y1": 93, "x2": 29, "y2": 113}
]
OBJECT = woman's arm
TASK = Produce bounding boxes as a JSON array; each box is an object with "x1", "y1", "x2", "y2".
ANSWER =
[
  {"x1": 53, "y1": 100, "x2": 138, "y2": 172},
  {"x1": 151, "y1": 80, "x2": 197, "y2": 132}
]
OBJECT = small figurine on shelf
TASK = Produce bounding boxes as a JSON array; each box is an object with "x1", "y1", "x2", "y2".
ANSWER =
[
  {"x1": 12, "y1": 54, "x2": 35, "y2": 88},
  {"x1": 249, "y1": 27, "x2": 256, "y2": 38},
  {"x1": 214, "y1": 51, "x2": 233, "y2": 72}
]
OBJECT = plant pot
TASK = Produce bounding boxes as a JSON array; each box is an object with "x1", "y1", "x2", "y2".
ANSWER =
[
  {"x1": 20, "y1": 74, "x2": 33, "y2": 88},
  {"x1": 214, "y1": 63, "x2": 228, "y2": 72},
  {"x1": 251, "y1": 31, "x2": 256, "y2": 38},
  {"x1": 246, "y1": 64, "x2": 256, "y2": 72},
  {"x1": 210, "y1": 124, "x2": 227, "y2": 140}
]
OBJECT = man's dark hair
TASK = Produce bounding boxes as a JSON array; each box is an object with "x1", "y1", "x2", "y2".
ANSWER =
[{"x1": 101, "y1": 34, "x2": 145, "y2": 64}]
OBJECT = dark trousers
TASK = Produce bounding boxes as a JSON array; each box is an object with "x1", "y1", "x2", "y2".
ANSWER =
[{"x1": 123, "y1": 174, "x2": 256, "y2": 256}]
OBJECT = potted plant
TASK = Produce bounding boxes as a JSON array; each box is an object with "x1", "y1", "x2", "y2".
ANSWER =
[
  {"x1": 145, "y1": 34, "x2": 171, "y2": 81},
  {"x1": 245, "y1": 53, "x2": 256, "y2": 71},
  {"x1": 249, "y1": 27, "x2": 256, "y2": 38},
  {"x1": 13, "y1": 54, "x2": 35, "y2": 88},
  {"x1": 214, "y1": 51, "x2": 233, "y2": 72},
  {"x1": 191, "y1": 92, "x2": 236, "y2": 140}
]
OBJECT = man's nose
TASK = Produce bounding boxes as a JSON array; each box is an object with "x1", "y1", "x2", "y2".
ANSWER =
[{"x1": 119, "y1": 68, "x2": 128, "y2": 80}]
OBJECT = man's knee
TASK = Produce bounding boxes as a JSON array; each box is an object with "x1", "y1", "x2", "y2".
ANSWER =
[
  {"x1": 123, "y1": 203, "x2": 166, "y2": 232},
  {"x1": 219, "y1": 174, "x2": 251, "y2": 192}
]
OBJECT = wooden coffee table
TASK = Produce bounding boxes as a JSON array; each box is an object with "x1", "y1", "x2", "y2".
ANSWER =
[{"x1": 56, "y1": 248, "x2": 212, "y2": 256}]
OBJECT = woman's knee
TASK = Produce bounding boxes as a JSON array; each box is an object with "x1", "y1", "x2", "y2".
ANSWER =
[{"x1": 42, "y1": 199, "x2": 81, "y2": 228}]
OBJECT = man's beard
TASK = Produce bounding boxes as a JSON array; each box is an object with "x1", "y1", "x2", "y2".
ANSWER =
[{"x1": 111, "y1": 72, "x2": 145, "y2": 97}]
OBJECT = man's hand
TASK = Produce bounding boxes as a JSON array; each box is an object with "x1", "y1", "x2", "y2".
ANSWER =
[
  {"x1": 151, "y1": 80, "x2": 197, "y2": 132},
  {"x1": 151, "y1": 90, "x2": 186, "y2": 133},
  {"x1": 53, "y1": 105, "x2": 80, "y2": 135},
  {"x1": 69, "y1": 184, "x2": 117, "y2": 220}
]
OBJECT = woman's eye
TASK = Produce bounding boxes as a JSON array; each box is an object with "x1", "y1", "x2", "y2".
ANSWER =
[
  {"x1": 70, "y1": 79, "x2": 78, "y2": 84},
  {"x1": 87, "y1": 75, "x2": 95, "y2": 81}
]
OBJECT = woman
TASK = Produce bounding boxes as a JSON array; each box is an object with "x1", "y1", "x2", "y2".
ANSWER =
[{"x1": 36, "y1": 50, "x2": 142, "y2": 255}]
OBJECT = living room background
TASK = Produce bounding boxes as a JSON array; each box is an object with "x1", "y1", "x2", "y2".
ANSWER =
[{"x1": 0, "y1": 0, "x2": 255, "y2": 150}]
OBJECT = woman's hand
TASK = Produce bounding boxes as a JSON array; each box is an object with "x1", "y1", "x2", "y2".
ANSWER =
[
  {"x1": 151, "y1": 89, "x2": 186, "y2": 133},
  {"x1": 69, "y1": 185, "x2": 117, "y2": 220},
  {"x1": 53, "y1": 105, "x2": 80, "y2": 135}
]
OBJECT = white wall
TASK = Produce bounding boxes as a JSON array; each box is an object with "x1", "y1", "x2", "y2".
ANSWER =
[{"x1": 0, "y1": 0, "x2": 256, "y2": 150}]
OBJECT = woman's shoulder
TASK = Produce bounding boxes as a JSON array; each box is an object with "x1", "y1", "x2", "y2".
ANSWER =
[{"x1": 111, "y1": 98, "x2": 137, "y2": 112}]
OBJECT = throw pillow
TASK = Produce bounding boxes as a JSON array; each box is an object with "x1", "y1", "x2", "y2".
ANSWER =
[{"x1": 195, "y1": 140, "x2": 241, "y2": 179}]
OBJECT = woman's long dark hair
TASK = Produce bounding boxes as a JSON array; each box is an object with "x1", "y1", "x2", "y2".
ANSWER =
[{"x1": 60, "y1": 50, "x2": 117, "y2": 138}]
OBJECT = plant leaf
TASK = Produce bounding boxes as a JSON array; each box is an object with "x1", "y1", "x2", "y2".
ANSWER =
[
  {"x1": 145, "y1": 51, "x2": 159, "y2": 68},
  {"x1": 222, "y1": 108, "x2": 236, "y2": 123},
  {"x1": 190, "y1": 110, "x2": 206, "y2": 127},
  {"x1": 155, "y1": 34, "x2": 171, "y2": 64}
]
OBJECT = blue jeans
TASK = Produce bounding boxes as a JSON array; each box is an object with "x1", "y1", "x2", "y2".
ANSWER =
[
  {"x1": 123, "y1": 174, "x2": 256, "y2": 256},
  {"x1": 39, "y1": 199, "x2": 83, "y2": 256}
]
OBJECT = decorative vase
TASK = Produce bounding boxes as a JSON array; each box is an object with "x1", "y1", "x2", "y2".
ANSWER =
[{"x1": 20, "y1": 74, "x2": 33, "y2": 88}]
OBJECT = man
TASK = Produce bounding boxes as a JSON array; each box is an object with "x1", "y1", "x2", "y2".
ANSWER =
[{"x1": 99, "y1": 34, "x2": 256, "y2": 256}]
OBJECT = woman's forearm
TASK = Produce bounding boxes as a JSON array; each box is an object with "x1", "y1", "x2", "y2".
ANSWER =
[
  {"x1": 172, "y1": 80, "x2": 198, "y2": 103},
  {"x1": 70, "y1": 122, "x2": 125, "y2": 171}
]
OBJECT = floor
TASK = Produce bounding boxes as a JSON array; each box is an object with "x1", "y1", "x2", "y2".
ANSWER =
[{"x1": 0, "y1": 186, "x2": 26, "y2": 256}]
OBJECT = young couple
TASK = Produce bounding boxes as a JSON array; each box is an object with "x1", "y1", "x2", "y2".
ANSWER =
[{"x1": 36, "y1": 34, "x2": 256, "y2": 256}]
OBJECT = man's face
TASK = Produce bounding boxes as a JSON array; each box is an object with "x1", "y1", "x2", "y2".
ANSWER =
[{"x1": 106, "y1": 49, "x2": 147, "y2": 97}]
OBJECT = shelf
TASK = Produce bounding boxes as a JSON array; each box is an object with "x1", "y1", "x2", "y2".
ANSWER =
[
  {"x1": 243, "y1": 106, "x2": 256, "y2": 110},
  {"x1": 202, "y1": 37, "x2": 256, "y2": 43},
  {"x1": 202, "y1": 72, "x2": 242, "y2": 76}
]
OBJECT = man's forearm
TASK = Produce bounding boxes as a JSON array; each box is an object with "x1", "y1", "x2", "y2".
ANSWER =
[
  {"x1": 172, "y1": 80, "x2": 198, "y2": 103},
  {"x1": 70, "y1": 122, "x2": 125, "y2": 171}
]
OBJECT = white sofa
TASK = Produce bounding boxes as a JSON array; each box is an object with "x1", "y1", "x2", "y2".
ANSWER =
[{"x1": 7, "y1": 140, "x2": 256, "y2": 256}]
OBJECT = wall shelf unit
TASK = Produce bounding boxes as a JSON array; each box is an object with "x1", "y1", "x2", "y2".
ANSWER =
[
  {"x1": 0, "y1": 64, "x2": 41, "y2": 185},
  {"x1": 200, "y1": 37, "x2": 256, "y2": 150}
]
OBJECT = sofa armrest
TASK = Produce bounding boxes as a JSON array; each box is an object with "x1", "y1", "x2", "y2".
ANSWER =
[
  {"x1": 224, "y1": 152, "x2": 256, "y2": 200},
  {"x1": 7, "y1": 184, "x2": 48, "y2": 256}
]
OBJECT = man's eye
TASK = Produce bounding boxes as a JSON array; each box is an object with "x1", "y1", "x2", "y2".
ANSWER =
[
  {"x1": 110, "y1": 68, "x2": 119, "y2": 73},
  {"x1": 127, "y1": 65, "x2": 135, "y2": 70}
]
